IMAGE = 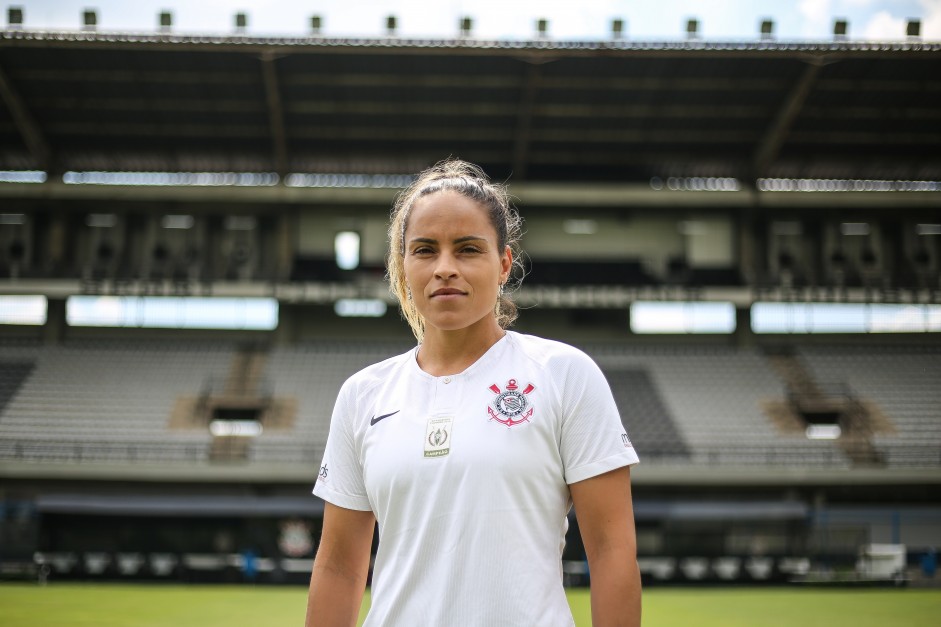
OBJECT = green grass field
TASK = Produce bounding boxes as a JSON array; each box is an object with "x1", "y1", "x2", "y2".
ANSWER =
[{"x1": 1, "y1": 583, "x2": 939, "y2": 626}]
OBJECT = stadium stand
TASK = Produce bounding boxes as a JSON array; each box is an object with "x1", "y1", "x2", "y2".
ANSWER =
[
  {"x1": 590, "y1": 345, "x2": 853, "y2": 466},
  {"x1": 1, "y1": 340, "x2": 936, "y2": 473},
  {"x1": 0, "y1": 340, "x2": 233, "y2": 461},
  {"x1": 602, "y1": 367, "x2": 690, "y2": 460},
  {"x1": 253, "y1": 341, "x2": 411, "y2": 464},
  {"x1": 0, "y1": 360, "x2": 33, "y2": 414},
  {"x1": 797, "y1": 344, "x2": 941, "y2": 467}
]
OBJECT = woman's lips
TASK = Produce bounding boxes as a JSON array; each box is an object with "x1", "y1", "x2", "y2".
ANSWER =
[{"x1": 431, "y1": 288, "x2": 466, "y2": 298}]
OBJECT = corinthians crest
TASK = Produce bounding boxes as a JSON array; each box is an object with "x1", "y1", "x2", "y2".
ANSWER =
[{"x1": 488, "y1": 379, "x2": 535, "y2": 427}]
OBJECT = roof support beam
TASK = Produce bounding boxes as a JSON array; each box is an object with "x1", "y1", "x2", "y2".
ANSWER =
[
  {"x1": 4, "y1": 32, "x2": 938, "y2": 60},
  {"x1": 18, "y1": 67, "x2": 937, "y2": 95},
  {"x1": 3, "y1": 180, "x2": 937, "y2": 210},
  {"x1": 512, "y1": 64, "x2": 542, "y2": 180},
  {"x1": 260, "y1": 51, "x2": 289, "y2": 178},
  {"x1": 752, "y1": 61, "x2": 823, "y2": 178},
  {"x1": 0, "y1": 59, "x2": 52, "y2": 170}
]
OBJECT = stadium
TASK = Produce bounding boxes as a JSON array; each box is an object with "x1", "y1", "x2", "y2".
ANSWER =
[{"x1": 0, "y1": 4, "x2": 939, "y2": 625}]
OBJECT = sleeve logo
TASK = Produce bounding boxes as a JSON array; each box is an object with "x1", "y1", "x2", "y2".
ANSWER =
[{"x1": 487, "y1": 379, "x2": 535, "y2": 427}]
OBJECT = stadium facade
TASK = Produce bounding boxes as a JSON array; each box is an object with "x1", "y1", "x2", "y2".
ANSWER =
[{"x1": 0, "y1": 25, "x2": 939, "y2": 586}]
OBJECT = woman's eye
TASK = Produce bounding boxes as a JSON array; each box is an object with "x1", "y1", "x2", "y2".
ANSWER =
[
  {"x1": 413, "y1": 247, "x2": 433, "y2": 255},
  {"x1": 460, "y1": 246, "x2": 482, "y2": 254}
]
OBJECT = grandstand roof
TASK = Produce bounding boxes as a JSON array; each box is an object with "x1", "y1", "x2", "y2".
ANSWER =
[{"x1": 1, "y1": 30, "x2": 940, "y2": 184}]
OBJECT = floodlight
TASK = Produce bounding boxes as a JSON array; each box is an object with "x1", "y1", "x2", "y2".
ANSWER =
[
  {"x1": 760, "y1": 19, "x2": 774, "y2": 40},
  {"x1": 158, "y1": 11, "x2": 172, "y2": 32},
  {"x1": 686, "y1": 19, "x2": 699, "y2": 39},
  {"x1": 8, "y1": 6, "x2": 23, "y2": 27},
  {"x1": 82, "y1": 9, "x2": 97, "y2": 31},
  {"x1": 235, "y1": 12, "x2": 247, "y2": 32},
  {"x1": 386, "y1": 15, "x2": 397, "y2": 36},
  {"x1": 611, "y1": 19, "x2": 624, "y2": 39},
  {"x1": 310, "y1": 15, "x2": 321, "y2": 35},
  {"x1": 833, "y1": 19, "x2": 848, "y2": 39},
  {"x1": 459, "y1": 16, "x2": 472, "y2": 37},
  {"x1": 536, "y1": 18, "x2": 549, "y2": 37},
  {"x1": 906, "y1": 19, "x2": 921, "y2": 38}
]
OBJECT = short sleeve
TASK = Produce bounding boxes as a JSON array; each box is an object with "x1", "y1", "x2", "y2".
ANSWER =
[
  {"x1": 559, "y1": 350, "x2": 639, "y2": 485},
  {"x1": 312, "y1": 378, "x2": 373, "y2": 511}
]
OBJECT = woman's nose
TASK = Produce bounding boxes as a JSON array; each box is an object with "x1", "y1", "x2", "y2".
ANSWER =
[{"x1": 434, "y1": 252, "x2": 458, "y2": 279}]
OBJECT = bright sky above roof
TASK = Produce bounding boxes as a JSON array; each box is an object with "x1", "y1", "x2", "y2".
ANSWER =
[{"x1": 9, "y1": 0, "x2": 941, "y2": 40}]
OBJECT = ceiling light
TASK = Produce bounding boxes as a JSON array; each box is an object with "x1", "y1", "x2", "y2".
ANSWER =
[
  {"x1": 840, "y1": 222, "x2": 870, "y2": 236},
  {"x1": 772, "y1": 221, "x2": 803, "y2": 236},
  {"x1": 86, "y1": 214, "x2": 117, "y2": 228},
  {"x1": 0, "y1": 213, "x2": 26, "y2": 225},
  {"x1": 161, "y1": 215, "x2": 195, "y2": 230},
  {"x1": 224, "y1": 216, "x2": 256, "y2": 231},
  {"x1": 563, "y1": 219, "x2": 598, "y2": 235}
]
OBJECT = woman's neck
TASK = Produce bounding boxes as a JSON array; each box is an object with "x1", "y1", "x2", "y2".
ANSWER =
[{"x1": 417, "y1": 319, "x2": 506, "y2": 377}]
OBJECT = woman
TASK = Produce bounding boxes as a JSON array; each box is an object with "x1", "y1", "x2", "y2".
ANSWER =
[{"x1": 307, "y1": 159, "x2": 641, "y2": 626}]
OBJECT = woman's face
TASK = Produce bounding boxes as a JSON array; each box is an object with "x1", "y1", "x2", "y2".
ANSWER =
[{"x1": 403, "y1": 190, "x2": 512, "y2": 335}]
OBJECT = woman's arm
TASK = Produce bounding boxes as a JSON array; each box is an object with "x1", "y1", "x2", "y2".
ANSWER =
[
  {"x1": 306, "y1": 502, "x2": 376, "y2": 627},
  {"x1": 569, "y1": 465, "x2": 641, "y2": 627}
]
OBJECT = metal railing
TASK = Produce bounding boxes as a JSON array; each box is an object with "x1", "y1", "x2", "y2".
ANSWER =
[{"x1": 1, "y1": 439, "x2": 938, "y2": 468}]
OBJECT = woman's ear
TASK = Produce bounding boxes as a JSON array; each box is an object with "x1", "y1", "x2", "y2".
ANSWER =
[{"x1": 501, "y1": 245, "x2": 513, "y2": 283}]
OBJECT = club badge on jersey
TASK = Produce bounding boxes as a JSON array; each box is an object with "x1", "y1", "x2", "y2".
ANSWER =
[{"x1": 488, "y1": 379, "x2": 535, "y2": 427}]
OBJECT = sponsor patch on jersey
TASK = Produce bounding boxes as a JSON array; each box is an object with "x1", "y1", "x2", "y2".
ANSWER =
[
  {"x1": 317, "y1": 462, "x2": 328, "y2": 482},
  {"x1": 487, "y1": 379, "x2": 535, "y2": 427},
  {"x1": 622, "y1": 433, "x2": 632, "y2": 448},
  {"x1": 424, "y1": 416, "x2": 453, "y2": 458}
]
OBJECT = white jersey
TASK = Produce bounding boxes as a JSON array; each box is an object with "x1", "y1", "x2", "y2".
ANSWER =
[{"x1": 313, "y1": 331, "x2": 639, "y2": 626}]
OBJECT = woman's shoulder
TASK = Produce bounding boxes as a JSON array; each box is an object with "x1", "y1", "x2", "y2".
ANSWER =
[{"x1": 508, "y1": 331, "x2": 597, "y2": 368}]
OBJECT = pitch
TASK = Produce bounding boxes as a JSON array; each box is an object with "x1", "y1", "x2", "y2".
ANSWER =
[{"x1": 1, "y1": 584, "x2": 939, "y2": 626}]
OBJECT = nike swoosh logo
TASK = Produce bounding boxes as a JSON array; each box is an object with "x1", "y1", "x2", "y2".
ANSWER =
[{"x1": 370, "y1": 410, "x2": 400, "y2": 426}]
